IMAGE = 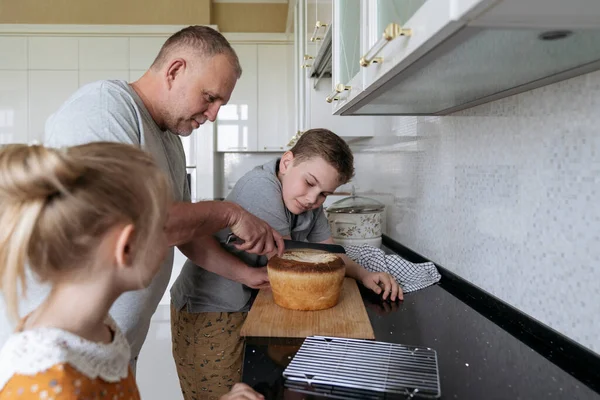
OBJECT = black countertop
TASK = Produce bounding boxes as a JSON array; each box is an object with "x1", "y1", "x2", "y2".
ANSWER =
[{"x1": 242, "y1": 282, "x2": 599, "y2": 400}]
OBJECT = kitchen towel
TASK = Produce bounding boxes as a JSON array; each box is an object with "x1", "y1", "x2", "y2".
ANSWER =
[{"x1": 345, "y1": 245, "x2": 441, "y2": 293}]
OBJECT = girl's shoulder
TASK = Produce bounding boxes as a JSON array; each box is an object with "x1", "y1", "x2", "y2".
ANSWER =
[{"x1": 0, "y1": 316, "x2": 131, "y2": 393}]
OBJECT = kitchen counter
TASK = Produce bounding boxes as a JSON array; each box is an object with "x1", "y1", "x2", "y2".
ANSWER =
[{"x1": 242, "y1": 279, "x2": 599, "y2": 399}]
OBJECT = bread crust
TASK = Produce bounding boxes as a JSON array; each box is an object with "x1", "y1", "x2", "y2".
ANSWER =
[{"x1": 267, "y1": 250, "x2": 346, "y2": 311}]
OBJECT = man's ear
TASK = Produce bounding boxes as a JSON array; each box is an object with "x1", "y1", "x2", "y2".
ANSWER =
[
  {"x1": 114, "y1": 224, "x2": 136, "y2": 268},
  {"x1": 165, "y1": 58, "x2": 186, "y2": 89},
  {"x1": 279, "y1": 151, "x2": 295, "y2": 174}
]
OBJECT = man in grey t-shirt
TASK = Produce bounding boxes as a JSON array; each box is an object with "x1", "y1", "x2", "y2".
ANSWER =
[{"x1": 0, "y1": 26, "x2": 283, "y2": 378}]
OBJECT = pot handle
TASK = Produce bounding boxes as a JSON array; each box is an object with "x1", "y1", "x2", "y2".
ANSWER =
[{"x1": 332, "y1": 219, "x2": 357, "y2": 226}]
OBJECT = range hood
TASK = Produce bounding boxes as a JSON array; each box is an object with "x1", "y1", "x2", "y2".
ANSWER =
[{"x1": 335, "y1": 0, "x2": 600, "y2": 116}]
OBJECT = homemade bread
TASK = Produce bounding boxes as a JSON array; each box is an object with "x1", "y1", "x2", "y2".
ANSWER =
[{"x1": 267, "y1": 250, "x2": 345, "y2": 311}]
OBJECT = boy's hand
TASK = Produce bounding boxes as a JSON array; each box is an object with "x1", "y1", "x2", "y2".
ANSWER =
[
  {"x1": 220, "y1": 383, "x2": 264, "y2": 400},
  {"x1": 360, "y1": 272, "x2": 403, "y2": 301},
  {"x1": 239, "y1": 266, "x2": 271, "y2": 290}
]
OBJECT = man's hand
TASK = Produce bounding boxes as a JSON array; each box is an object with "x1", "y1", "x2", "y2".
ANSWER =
[
  {"x1": 239, "y1": 266, "x2": 270, "y2": 290},
  {"x1": 229, "y1": 204, "x2": 284, "y2": 256},
  {"x1": 360, "y1": 271, "x2": 403, "y2": 301},
  {"x1": 220, "y1": 383, "x2": 264, "y2": 400}
]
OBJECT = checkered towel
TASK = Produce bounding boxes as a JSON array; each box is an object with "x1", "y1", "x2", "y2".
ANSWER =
[{"x1": 345, "y1": 245, "x2": 441, "y2": 293}]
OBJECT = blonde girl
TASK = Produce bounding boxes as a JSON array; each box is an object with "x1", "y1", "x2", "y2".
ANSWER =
[{"x1": 0, "y1": 142, "x2": 170, "y2": 399}]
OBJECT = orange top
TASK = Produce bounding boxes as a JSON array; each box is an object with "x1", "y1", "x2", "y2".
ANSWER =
[
  {"x1": 0, "y1": 317, "x2": 139, "y2": 400},
  {"x1": 0, "y1": 363, "x2": 139, "y2": 400}
]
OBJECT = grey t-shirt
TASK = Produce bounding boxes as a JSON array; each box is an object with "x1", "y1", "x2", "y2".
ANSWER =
[
  {"x1": 0, "y1": 80, "x2": 189, "y2": 360},
  {"x1": 170, "y1": 159, "x2": 331, "y2": 313}
]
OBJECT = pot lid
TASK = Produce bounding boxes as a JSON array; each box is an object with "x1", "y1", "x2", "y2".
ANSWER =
[{"x1": 327, "y1": 195, "x2": 385, "y2": 214}]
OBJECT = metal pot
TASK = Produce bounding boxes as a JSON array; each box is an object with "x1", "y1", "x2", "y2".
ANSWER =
[{"x1": 326, "y1": 195, "x2": 385, "y2": 240}]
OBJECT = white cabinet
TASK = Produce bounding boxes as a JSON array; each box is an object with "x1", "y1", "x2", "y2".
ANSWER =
[
  {"x1": 129, "y1": 37, "x2": 167, "y2": 70},
  {"x1": 0, "y1": 37, "x2": 27, "y2": 70},
  {"x1": 79, "y1": 37, "x2": 129, "y2": 70},
  {"x1": 331, "y1": 0, "x2": 600, "y2": 116},
  {"x1": 305, "y1": 0, "x2": 333, "y2": 59},
  {"x1": 216, "y1": 41, "x2": 294, "y2": 153},
  {"x1": 216, "y1": 44, "x2": 258, "y2": 152},
  {"x1": 0, "y1": 71, "x2": 28, "y2": 144},
  {"x1": 28, "y1": 37, "x2": 79, "y2": 70},
  {"x1": 29, "y1": 71, "x2": 79, "y2": 143},
  {"x1": 294, "y1": 0, "x2": 377, "y2": 140},
  {"x1": 257, "y1": 44, "x2": 294, "y2": 151}
]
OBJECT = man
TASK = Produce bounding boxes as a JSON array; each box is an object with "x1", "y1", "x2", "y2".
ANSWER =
[{"x1": 0, "y1": 26, "x2": 283, "y2": 382}]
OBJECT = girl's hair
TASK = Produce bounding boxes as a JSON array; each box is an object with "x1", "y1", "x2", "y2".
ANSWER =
[{"x1": 0, "y1": 142, "x2": 171, "y2": 321}]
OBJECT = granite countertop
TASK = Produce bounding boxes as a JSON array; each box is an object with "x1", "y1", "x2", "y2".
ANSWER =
[{"x1": 242, "y1": 282, "x2": 599, "y2": 399}]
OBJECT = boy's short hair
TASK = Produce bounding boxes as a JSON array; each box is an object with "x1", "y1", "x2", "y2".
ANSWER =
[{"x1": 290, "y1": 128, "x2": 355, "y2": 184}]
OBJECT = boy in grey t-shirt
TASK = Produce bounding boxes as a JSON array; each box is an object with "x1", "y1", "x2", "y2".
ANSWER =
[{"x1": 170, "y1": 128, "x2": 402, "y2": 398}]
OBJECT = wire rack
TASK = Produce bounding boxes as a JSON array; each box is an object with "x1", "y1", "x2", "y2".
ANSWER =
[{"x1": 283, "y1": 336, "x2": 441, "y2": 399}]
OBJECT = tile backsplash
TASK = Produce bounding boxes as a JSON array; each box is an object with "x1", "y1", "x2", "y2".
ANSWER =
[{"x1": 349, "y1": 70, "x2": 600, "y2": 354}]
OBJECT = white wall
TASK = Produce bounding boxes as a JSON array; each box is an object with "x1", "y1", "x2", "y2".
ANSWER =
[{"x1": 349, "y1": 70, "x2": 600, "y2": 354}]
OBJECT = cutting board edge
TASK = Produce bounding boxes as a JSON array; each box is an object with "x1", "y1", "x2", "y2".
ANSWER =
[{"x1": 240, "y1": 278, "x2": 375, "y2": 339}]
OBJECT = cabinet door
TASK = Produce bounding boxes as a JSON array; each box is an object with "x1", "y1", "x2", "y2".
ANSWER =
[
  {"x1": 216, "y1": 44, "x2": 258, "y2": 152},
  {"x1": 362, "y1": 0, "x2": 430, "y2": 88},
  {"x1": 306, "y1": 0, "x2": 333, "y2": 58},
  {"x1": 29, "y1": 71, "x2": 79, "y2": 144},
  {"x1": 309, "y1": 77, "x2": 375, "y2": 137},
  {"x1": 79, "y1": 37, "x2": 129, "y2": 71},
  {"x1": 331, "y1": 0, "x2": 366, "y2": 114},
  {"x1": 257, "y1": 44, "x2": 294, "y2": 152},
  {"x1": 0, "y1": 71, "x2": 28, "y2": 144}
]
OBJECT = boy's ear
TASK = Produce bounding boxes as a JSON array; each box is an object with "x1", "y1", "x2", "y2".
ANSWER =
[
  {"x1": 114, "y1": 224, "x2": 136, "y2": 268},
  {"x1": 279, "y1": 151, "x2": 295, "y2": 174}
]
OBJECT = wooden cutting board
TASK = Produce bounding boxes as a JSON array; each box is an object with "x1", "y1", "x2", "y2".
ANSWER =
[{"x1": 241, "y1": 278, "x2": 375, "y2": 339}]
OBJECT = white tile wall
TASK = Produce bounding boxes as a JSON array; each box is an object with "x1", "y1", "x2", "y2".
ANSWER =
[{"x1": 349, "y1": 70, "x2": 600, "y2": 354}]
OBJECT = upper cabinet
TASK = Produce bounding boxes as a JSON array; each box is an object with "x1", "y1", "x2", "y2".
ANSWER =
[
  {"x1": 331, "y1": 0, "x2": 600, "y2": 116},
  {"x1": 294, "y1": 0, "x2": 378, "y2": 143},
  {"x1": 216, "y1": 43, "x2": 259, "y2": 152},
  {"x1": 216, "y1": 40, "x2": 295, "y2": 152}
]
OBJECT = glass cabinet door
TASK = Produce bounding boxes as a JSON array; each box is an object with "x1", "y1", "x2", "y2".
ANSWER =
[
  {"x1": 369, "y1": 0, "x2": 429, "y2": 46},
  {"x1": 334, "y1": 0, "x2": 362, "y2": 86}
]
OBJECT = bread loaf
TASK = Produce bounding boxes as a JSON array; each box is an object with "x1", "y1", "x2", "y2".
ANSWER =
[{"x1": 267, "y1": 250, "x2": 345, "y2": 311}]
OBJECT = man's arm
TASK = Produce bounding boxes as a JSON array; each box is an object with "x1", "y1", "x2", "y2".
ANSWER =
[
  {"x1": 167, "y1": 200, "x2": 284, "y2": 256},
  {"x1": 177, "y1": 234, "x2": 270, "y2": 289}
]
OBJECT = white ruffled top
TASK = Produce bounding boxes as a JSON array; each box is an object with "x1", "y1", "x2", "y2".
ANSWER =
[{"x1": 0, "y1": 316, "x2": 131, "y2": 391}]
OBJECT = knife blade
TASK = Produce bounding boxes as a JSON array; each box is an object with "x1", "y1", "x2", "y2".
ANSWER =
[{"x1": 225, "y1": 234, "x2": 346, "y2": 254}]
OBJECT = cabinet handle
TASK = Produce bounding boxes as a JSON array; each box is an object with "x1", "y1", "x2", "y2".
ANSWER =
[
  {"x1": 326, "y1": 83, "x2": 351, "y2": 103},
  {"x1": 304, "y1": 54, "x2": 314, "y2": 60},
  {"x1": 360, "y1": 23, "x2": 411, "y2": 67},
  {"x1": 286, "y1": 131, "x2": 304, "y2": 147},
  {"x1": 301, "y1": 64, "x2": 313, "y2": 69},
  {"x1": 227, "y1": 146, "x2": 247, "y2": 150},
  {"x1": 263, "y1": 146, "x2": 284, "y2": 150},
  {"x1": 310, "y1": 21, "x2": 328, "y2": 42}
]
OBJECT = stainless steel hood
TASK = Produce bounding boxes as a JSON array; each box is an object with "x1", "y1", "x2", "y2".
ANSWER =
[
  {"x1": 335, "y1": 0, "x2": 600, "y2": 116},
  {"x1": 347, "y1": 27, "x2": 600, "y2": 115}
]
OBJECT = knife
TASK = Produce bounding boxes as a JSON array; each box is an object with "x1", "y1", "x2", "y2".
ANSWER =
[{"x1": 225, "y1": 233, "x2": 346, "y2": 254}]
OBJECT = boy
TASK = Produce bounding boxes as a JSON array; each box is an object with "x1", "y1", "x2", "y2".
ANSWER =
[{"x1": 170, "y1": 128, "x2": 402, "y2": 399}]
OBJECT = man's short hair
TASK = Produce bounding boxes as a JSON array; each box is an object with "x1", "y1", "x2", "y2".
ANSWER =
[{"x1": 151, "y1": 25, "x2": 242, "y2": 78}]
